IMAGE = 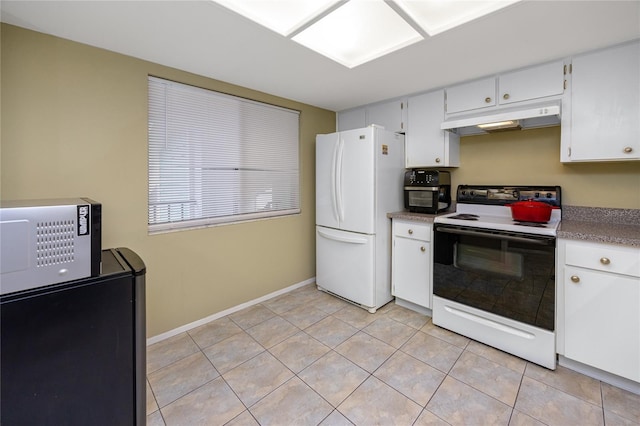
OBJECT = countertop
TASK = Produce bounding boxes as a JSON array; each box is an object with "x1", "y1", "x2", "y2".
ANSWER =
[
  {"x1": 558, "y1": 206, "x2": 640, "y2": 248},
  {"x1": 388, "y1": 206, "x2": 640, "y2": 248},
  {"x1": 386, "y1": 211, "x2": 442, "y2": 223}
]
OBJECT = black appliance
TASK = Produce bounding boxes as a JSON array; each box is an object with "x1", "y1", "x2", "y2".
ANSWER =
[
  {"x1": 1, "y1": 247, "x2": 146, "y2": 426},
  {"x1": 403, "y1": 169, "x2": 451, "y2": 214}
]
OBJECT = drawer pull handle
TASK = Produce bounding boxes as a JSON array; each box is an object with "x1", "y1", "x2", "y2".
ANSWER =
[
  {"x1": 503, "y1": 93, "x2": 510, "y2": 100},
  {"x1": 600, "y1": 257, "x2": 611, "y2": 265},
  {"x1": 485, "y1": 97, "x2": 492, "y2": 103},
  {"x1": 420, "y1": 246, "x2": 426, "y2": 252},
  {"x1": 570, "y1": 275, "x2": 580, "y2": 283},
  {"x1": 408, "y1": 229, "x2": 413, "y2": 235},
  {"x1": 435, "y1": 157, "x2": 441, "y2": 163},
  {"x1": 623, "y1": 146, "x2": 633, "y2": 153}
]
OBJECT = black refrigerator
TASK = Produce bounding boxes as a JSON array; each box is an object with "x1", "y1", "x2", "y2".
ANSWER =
[{"x1": 1, "y1": 247, "x2": 146, "y2": 426}]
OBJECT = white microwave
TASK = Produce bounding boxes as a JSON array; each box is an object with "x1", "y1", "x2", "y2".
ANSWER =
[{"x1": 0, "y1": 198, "x2": 101, "y2": 295}]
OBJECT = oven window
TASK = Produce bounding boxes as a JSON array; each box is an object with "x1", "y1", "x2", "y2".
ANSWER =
[
  {"x1": 408, "y1": 191, "x2": 435, "y2": 208},
  {"x1": 434, "y1": 226, "x2": 556, "y2": 331}
]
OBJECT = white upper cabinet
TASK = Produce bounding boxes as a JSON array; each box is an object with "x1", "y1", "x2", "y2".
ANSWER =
[
  {"x1": 406, "y1": 90, "x2": 460, "y2": 168},
  {"x1": 562, "y1": 40, "x2": 640, "y2": 162},
  {"x1": 445, "y1": 60, "x2": 565, "y2": 115},
  {"x1": 337, "y1": 107, "x2": 366, "y2": 132},
  {"x1": 445, "y1": 77, "x2": 496, "y2": 114},
  {"x1": 366, "y1": 99, "x2": 406, "y2": 134},
  {"x1": 499, "y1": 60, "x2": 565, "y2": 105},
  {"x1": 337, "y1": 99, "x2": 405, "y2": 133}
]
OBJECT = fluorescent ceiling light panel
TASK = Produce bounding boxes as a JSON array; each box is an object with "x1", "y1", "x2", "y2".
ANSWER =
[
  {"x1": 394, "y1": 0, "x2": 521, "y2": 36},
  {"x1": 292, "y1": 0, "x2": 423, "y2": 68},
  {"x1": 213, "y1": 0, "x2": 521, "y2": 68},
  {"x1": 215, "y1": 0, "x2": 342, "y2": 36}
]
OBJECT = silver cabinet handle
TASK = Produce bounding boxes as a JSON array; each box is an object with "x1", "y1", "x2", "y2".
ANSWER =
[
  {"x1": 600, "y1": 257, "x2": 611, "y2": 265},
  {"x1": 435, "y1": 158, "x2": 441, "y2": 163},
  {"x1": 408, "y1": 229, "x2": 413, "y2": 235},
  {"x1": 624, "y1": 147, "x2": 633, "y2": 153},
  {"x1": 420, "y1": 246, "x2": 426, "y2": 252},
  {"x1": 571, "y1": 275, "x2": 580, "y2": 283},
  {"x1": 503, "y1": 93, "x2": 510, "y2": 100},
  {"x1": 485, "y1": 97, "x2": 492, "y2": 103}
]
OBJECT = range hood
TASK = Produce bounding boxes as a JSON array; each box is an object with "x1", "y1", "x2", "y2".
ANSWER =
[{"x1": 441, "y1": 103, "x2": 561, "y2": 135}]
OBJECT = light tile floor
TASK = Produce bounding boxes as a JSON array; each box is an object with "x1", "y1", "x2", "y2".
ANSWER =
[{"x1": 146, "y1": 284, "x2": 640, "y2": 425}]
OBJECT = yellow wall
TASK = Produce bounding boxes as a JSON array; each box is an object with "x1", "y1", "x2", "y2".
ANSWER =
[
  {"x1": 1, "y1": 24, "x2": 335, "y2": 337},
  {"x1": 452, "y1": 127, "x2": 640, "y2": 209}
]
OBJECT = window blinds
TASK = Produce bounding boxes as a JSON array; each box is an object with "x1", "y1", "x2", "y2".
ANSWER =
[{"x1": 148, "y1": 76, "x2": 300, "y2": 232}]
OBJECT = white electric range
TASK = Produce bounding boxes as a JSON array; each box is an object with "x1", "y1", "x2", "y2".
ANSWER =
[{"x1": 432, "y1": 185, "x2": 561, "y2": 369}]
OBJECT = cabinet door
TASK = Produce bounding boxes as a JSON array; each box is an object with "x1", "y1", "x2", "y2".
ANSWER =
[
  {"x1": 498, "y1": 60, "x2": 565, "y2": 105},
  {"x1": 392, "y1": 236, "x2": 431, "y2": 308},
  {"x1": 366, "y1": 100, "x2": 405, "y2": 133},
  {"x1": 337, "y1": 108, "x2": 366, "y2": 132},
  {"x1": 445, "y1": 77, "x2": 496, "y2": 114},
  {"x1": 568, "y1": 40, "x2": 640, "y2": 161},
  {"x1": 406, "y1": 90, "x2": 460, "y2": 168},
  {"x1": 564, "y1": 266, "x2": 640, "y2": 382}
]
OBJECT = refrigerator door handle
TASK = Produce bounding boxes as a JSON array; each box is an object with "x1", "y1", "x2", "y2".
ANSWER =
[
  {"x1": 317, "y1": 228, "x2": 369, "y2": 244},
  {"x1": 336, "y1": 137, "x2": 345, "y2": 222},
  {"x1": 330, "y1": 138, "x2": 340, "y2": 222}
]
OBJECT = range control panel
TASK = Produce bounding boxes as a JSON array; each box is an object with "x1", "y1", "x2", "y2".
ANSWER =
[{"x1": 456, "y1": 185, "x2": 561, "y2": 207}]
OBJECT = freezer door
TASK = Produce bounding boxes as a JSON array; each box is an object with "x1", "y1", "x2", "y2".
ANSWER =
[{"x1": 316, "y1": 226, "x2": 375, "y2": 308}]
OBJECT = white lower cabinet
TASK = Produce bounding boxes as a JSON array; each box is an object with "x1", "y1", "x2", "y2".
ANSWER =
[
  {"x1": 558, "y1": 239, "x2": 640, "y2": 383},
  {"x1": 391, "y1": 220, "x2": 432, "y2": 311}
]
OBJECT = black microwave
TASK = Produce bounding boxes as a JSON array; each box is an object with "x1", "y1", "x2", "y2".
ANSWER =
[{"x1": 404, "y1": 170, "x2": 451, "y2": 214}]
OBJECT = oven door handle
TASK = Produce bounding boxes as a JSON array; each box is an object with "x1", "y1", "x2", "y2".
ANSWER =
[{"x1": 435, "y1": 225, "x2": 554, "y2": 245}]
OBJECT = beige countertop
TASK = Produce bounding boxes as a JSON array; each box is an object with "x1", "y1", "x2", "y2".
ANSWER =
[
  {"x1": 557, "y1": 220, "x2": 640, "y2": 247},
  {"x1": 558, "y1": 205, "x2": 640, "y2": 248},
  {"x1": 387, "y1": 210, "x2": 447, "y2": 223}
]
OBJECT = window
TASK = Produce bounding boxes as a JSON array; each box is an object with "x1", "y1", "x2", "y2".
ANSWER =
[{"x1": 148, "y1": 76, "x2": 300, "y2": 233}]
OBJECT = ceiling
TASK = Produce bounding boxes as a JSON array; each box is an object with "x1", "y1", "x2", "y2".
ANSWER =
[{"x1": 2, "y1": 1, "x2": 639, "y2": 112}]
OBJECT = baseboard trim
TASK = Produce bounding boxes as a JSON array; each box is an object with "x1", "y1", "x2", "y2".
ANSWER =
[
  {"x1": 558, "y1": 355, "x2": 640, "y2": 395},
  {"x1": 146, "y1": 277, "x2": 316, "y2": 346}
]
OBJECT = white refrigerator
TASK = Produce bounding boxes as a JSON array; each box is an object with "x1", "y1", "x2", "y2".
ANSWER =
[{"x1": 316, "y1": 126, "x2": 405, "y2": 312}]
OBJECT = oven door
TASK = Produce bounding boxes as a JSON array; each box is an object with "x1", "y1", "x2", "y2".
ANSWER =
[{"x1": 433, "y1": 224, "x2": 556, "y2": 331}]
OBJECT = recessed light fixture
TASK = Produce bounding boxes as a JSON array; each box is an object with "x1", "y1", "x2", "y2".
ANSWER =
[{"x1": 213, "y1": 0, "x2": 520, "y2": 68}]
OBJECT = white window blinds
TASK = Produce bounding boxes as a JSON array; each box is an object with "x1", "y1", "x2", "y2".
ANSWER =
[{"x1": 148, "y1": 76, "x2": 300, "y2": 233}]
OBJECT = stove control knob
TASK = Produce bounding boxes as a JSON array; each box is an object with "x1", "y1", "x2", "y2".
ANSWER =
[
  {"x1": 534, "y1": 192, "x2": 540, "y2": 198},
  {"x1": 546, "y1": 193, "x2": 553, "y2": 198}
]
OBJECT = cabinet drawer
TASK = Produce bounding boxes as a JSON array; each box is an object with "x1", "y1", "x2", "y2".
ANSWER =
[
  {"x1": 564, "y1": 241, "x2": 640, "y2": 277},
  {"x1": 393, "y1": 220, "x2": 431, "y2": 241}
]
